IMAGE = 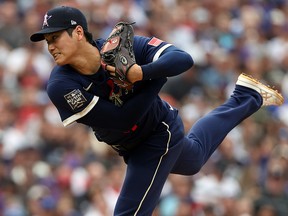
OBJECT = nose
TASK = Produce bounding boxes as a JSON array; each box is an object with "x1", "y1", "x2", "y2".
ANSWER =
[{"x1": 48, "y1": 43, "x2": 55, "y2": 52}]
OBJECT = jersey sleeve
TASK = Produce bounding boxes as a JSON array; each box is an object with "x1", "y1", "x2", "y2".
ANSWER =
[
  {"x1": 133, "y1": 36, "x2": 194, "y2": 80},
  {"x1": 134, "y1": 36, "x2": 172, "y2": 65},
  {"x1": 47, "y1": 79, "x2": 99, "y2": 127}
]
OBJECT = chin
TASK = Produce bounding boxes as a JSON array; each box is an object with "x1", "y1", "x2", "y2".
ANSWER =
[{"x1": 55, "y1": 59, "x2": 66, "y2": 66}]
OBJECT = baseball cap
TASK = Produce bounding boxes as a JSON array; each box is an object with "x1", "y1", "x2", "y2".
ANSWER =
[{"x1": 30, "y1": 6, "x2": 88, "y2": 42}]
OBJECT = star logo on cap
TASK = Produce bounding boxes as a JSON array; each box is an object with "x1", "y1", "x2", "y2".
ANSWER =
[{"x1": 42, "y1": 14, "x2": 52, "y2": 28}]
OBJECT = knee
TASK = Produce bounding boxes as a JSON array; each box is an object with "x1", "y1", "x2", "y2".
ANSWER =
[
  {"x1": 190, "y1": 162, "x2": 203, "y2": 175},
  {"x1": 186, "y1": 157, "x2": 204, "y2": 175}
]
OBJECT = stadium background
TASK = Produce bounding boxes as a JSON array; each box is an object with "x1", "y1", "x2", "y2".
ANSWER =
[{"x1": 0, "y1": 0, "x2": 287, "y2": 215}]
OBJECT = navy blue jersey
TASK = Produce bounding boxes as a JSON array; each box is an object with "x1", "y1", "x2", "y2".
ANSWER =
[
  {"x1": 47, "y1": 36, "x2": 190, "y2": 149},
  {"x1": 31, "y1": 6, "x2": 270, "y2": 215}
]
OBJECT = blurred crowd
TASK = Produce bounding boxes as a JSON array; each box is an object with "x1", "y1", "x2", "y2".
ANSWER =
[{"x1": 0, "y1": 0, "x2": 288, "y2": 215}]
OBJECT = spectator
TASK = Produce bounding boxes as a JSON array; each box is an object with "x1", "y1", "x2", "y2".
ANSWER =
[
  {"x1": 253, "y1": 158, "x2": 288, "y2": 216},
  {"x1": 0, "y1": 0, "x2": 287, "y2": 215}
]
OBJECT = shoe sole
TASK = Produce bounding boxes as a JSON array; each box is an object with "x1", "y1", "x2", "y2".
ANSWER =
[{"x1": 236, "y1": 73, "x2": 284, "y2": 106}]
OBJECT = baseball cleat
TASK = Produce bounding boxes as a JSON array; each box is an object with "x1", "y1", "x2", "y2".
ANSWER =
[{"x1": 236, "y1": 73, "x2": 284, "y2": 106}]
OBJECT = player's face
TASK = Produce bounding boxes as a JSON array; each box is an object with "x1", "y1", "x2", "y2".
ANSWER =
[{"x1": 44, "y1": 29, "x2": 78, "y2": 66}]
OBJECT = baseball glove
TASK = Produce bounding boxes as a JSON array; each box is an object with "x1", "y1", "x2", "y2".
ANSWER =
[{"x1": 100, "y1": 21, "x2": 136, "y2": 90}]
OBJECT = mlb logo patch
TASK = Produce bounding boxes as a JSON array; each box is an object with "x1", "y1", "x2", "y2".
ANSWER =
[
  {"x1": 64, "y1": 89, "x2": 87, "y2": 110},
  {"x1": 148, "y1": 37, "x2": 163, "y2": 47}
]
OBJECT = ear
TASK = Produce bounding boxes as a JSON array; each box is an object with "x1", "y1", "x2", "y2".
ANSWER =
[{"x1": 75, "y1": 25, "x2": 85, "y2": 40}]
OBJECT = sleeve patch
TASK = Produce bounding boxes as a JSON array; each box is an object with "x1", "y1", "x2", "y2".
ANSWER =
[
  {"x1": 148, "y1": 37, "x2": 163, "y2": 47},
  {"x1": 64, "y1": 89, "x2": 87, "y2": 110}
]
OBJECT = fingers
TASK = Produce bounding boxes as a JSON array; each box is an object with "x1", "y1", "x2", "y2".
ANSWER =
[
  {"x1": 105, "y1": 65, "x2": 116, "y2": 76},
  {"x1": 106, "y1": 65, "x2": 115, "y2": 72},
  {"x1": 101, "y1": 60, "x2": 115, "y2": 73}
]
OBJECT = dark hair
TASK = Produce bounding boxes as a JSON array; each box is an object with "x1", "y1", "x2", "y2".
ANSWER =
[
  {"x1": 66, "y1": 27, "x2": 94, "y2": 44},
  {"x1": 84, "y1": 31, "x2": 93, "y2": 44},
  {"x1": 66, "y1": 28, "x2": 75, "y2": 36}
]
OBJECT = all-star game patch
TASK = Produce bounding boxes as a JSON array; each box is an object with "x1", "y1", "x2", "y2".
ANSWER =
[{"x1": 64, "y1": 89, "x2": 87, "y2": 110}]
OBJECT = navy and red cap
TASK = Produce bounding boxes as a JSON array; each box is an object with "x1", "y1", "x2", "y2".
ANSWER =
[{"x1": 30, "y1": 6, "x2": 88, "y2": 42}]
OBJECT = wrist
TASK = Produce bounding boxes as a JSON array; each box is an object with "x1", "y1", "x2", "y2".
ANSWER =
[{"x1": 127, "y1": 64, "x2": 143, "y2": 83}]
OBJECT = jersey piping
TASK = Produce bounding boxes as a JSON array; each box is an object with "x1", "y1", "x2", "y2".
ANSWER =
[
  {"x1": 134, "y1": 121, "x2": 171, "y2": 215},
  {"x1": 63, "y1": 95, "x2": 99, "y2": 127},
  {"x1": 152, "y1": 44, "x2": 172, "y2": 62}
]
